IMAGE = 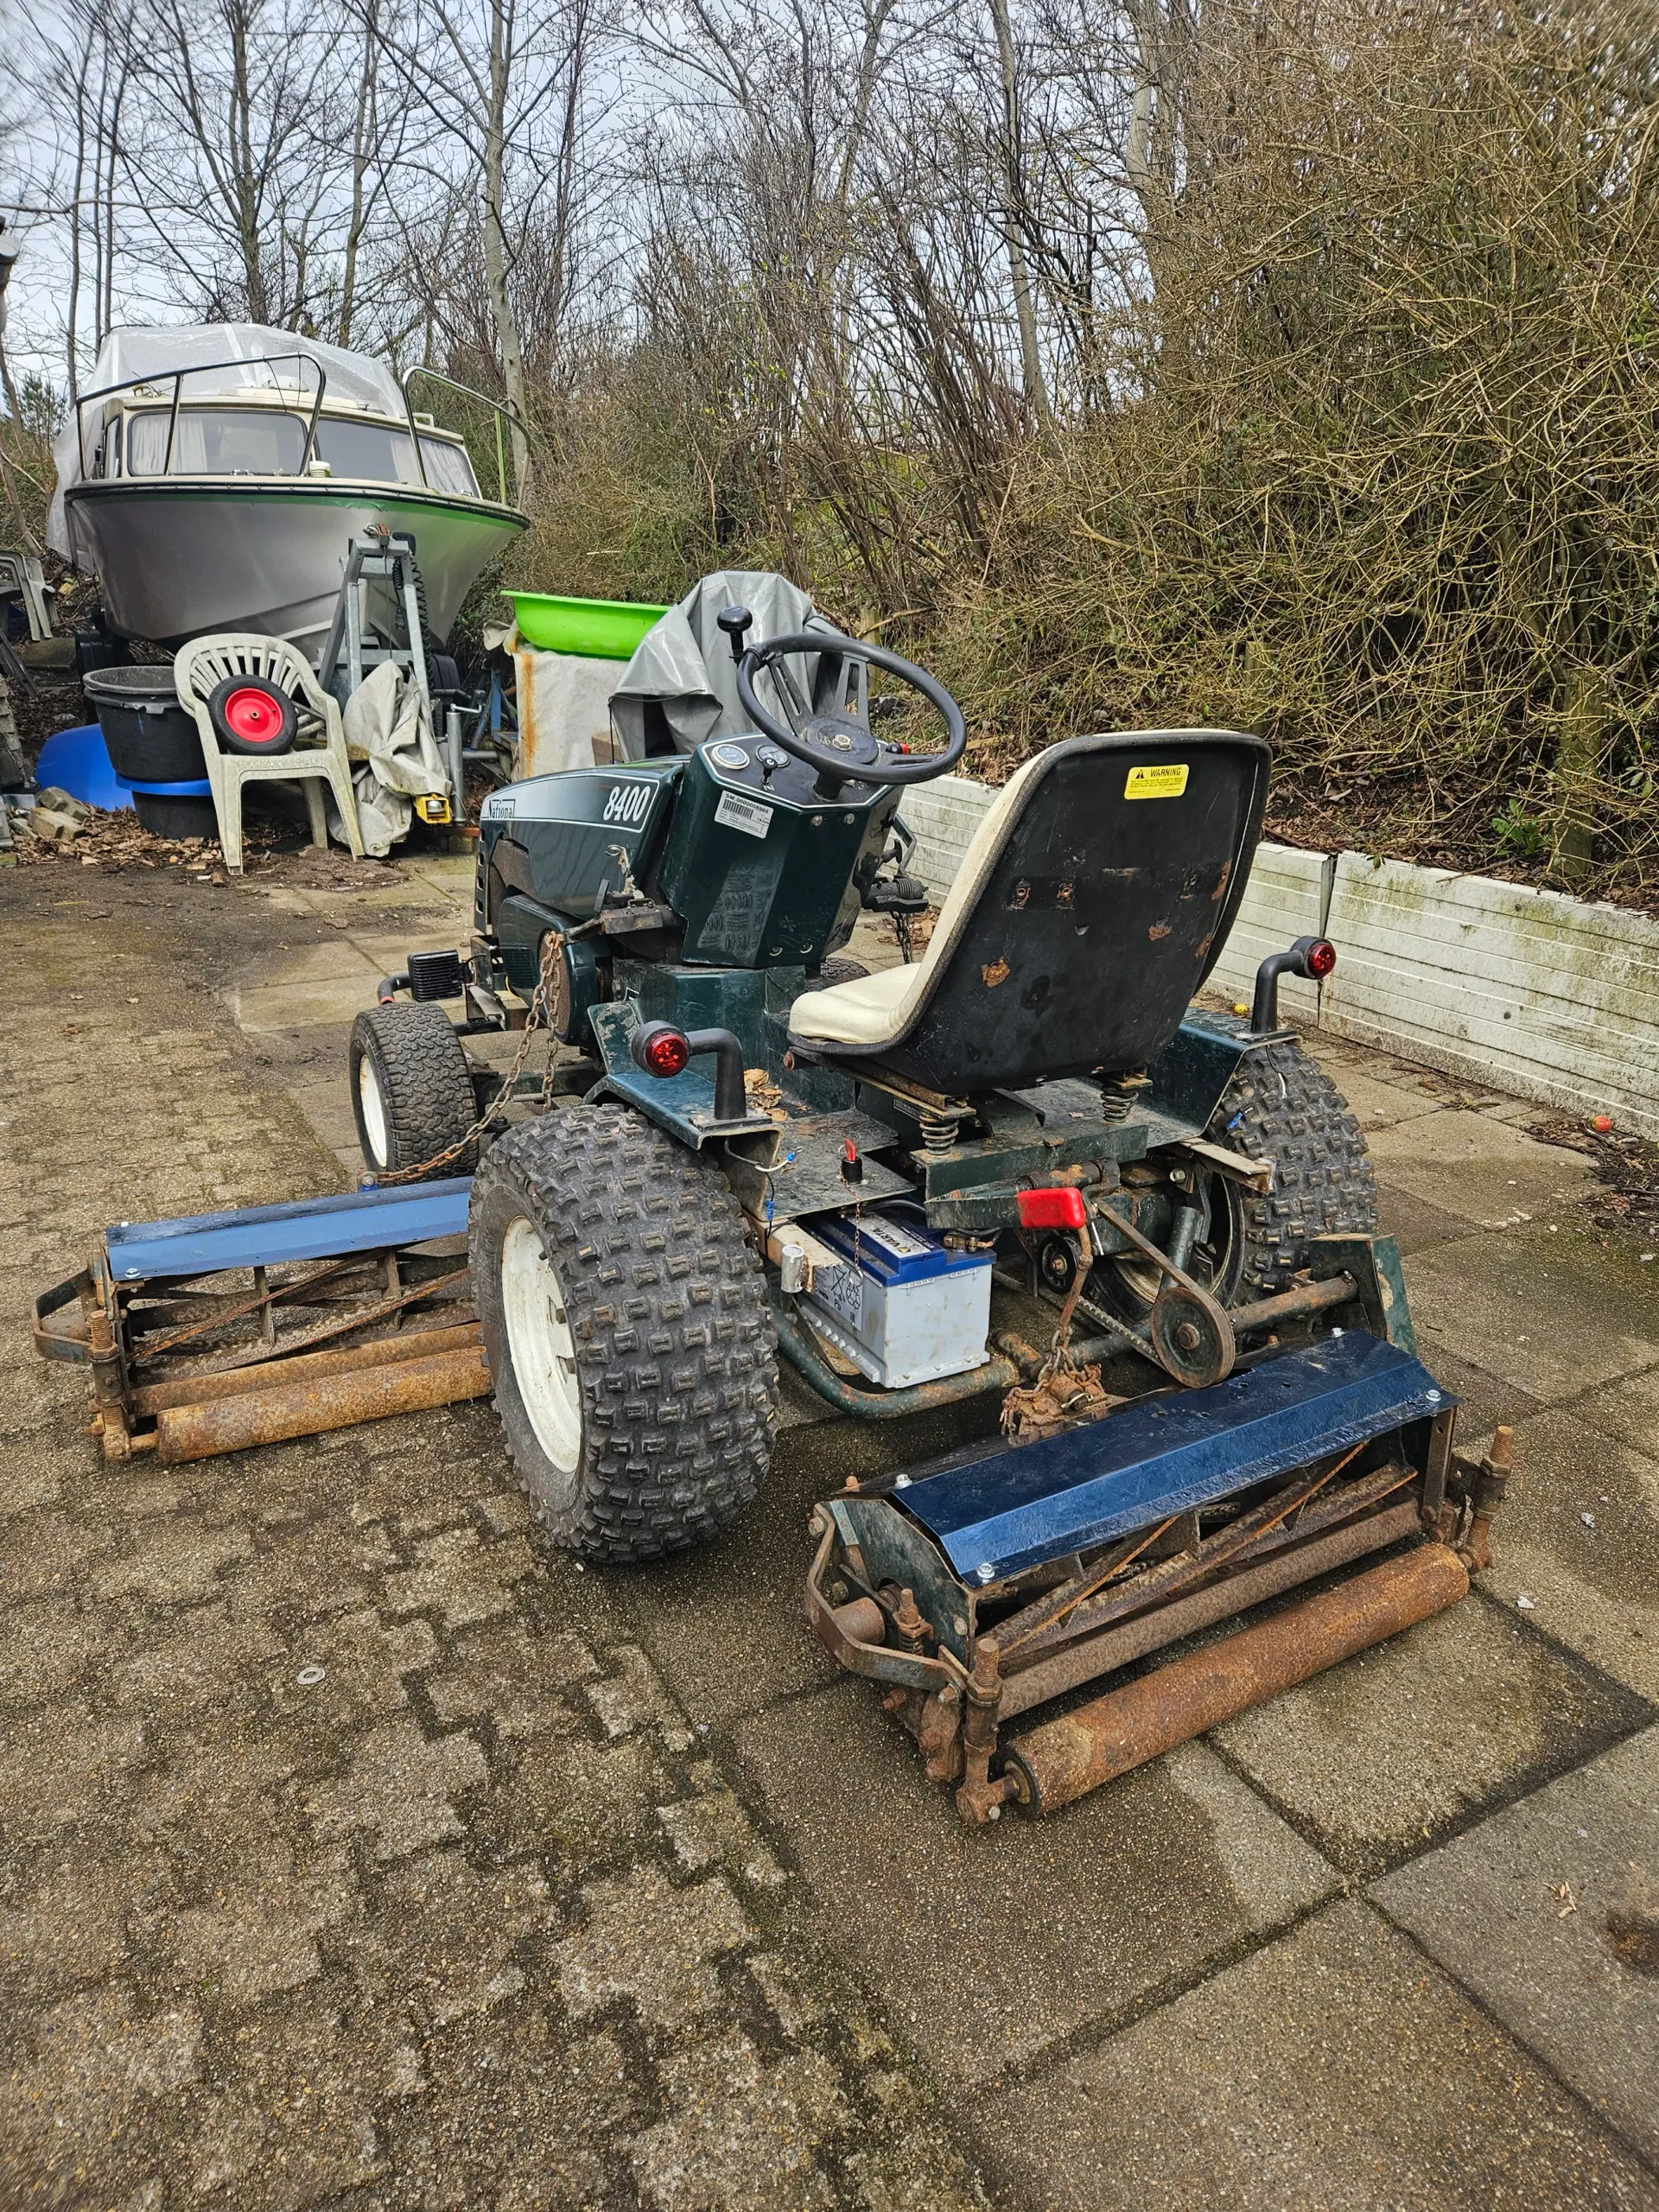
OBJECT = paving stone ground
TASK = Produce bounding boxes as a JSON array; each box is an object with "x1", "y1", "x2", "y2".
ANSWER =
[{"x1": 2, "y1": 843, "x2": 1656, "y2": 2209}]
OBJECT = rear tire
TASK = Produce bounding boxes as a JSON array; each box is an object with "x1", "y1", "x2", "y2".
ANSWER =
[
  {"x1": 1217, "y1": 1036, "x2": 1377, "y2": 1295},
  {"x1": 1090, "y1": 1037, "x2": 1376, "y2": 1317},
  {"x1": 350, "y1": 1001, "x2": 478, "y2": 1179},
  {"x1": 469, "y1": 1103, "x2": 778, "y2": 1562}
]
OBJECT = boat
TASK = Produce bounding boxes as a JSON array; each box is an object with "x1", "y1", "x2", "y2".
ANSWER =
[{"x1": 48, "y1": 324, "x2": 528, "y2": 657}]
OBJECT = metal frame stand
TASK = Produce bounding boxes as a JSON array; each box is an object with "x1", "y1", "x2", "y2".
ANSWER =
[
  {"x1": 315, "y1": 531, "x2": 452, "y2": 827},
  {"x1": 315, "y1": 531, "x2": 433, "y2": 711}
]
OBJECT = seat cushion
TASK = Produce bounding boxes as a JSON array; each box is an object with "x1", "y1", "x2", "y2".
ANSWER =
[
  {"x1": 788, "y1": 961, "x2": 923, "y2": 1046},
  {"x1": 788, "y1": 754, "x2": 1048, "y2": 1055}
]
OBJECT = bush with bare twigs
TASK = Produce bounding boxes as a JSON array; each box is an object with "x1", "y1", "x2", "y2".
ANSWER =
[{"x1": 526, "y1": 0, "x2": 1659, "y2": 899}]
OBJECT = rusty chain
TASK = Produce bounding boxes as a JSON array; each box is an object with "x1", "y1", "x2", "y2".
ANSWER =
[{"x1": 372, "y1": 928, "x2": 573, "y2": 1185}]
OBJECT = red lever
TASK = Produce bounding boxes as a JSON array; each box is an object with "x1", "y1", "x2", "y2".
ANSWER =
[{"x1": 1016, "y1": 1186, "x2": 1088, "y2": 1232}]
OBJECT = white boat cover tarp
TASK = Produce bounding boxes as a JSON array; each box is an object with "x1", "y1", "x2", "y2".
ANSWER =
[
  {"x1": 49, "y1": 323, "x2": 407, "y2": 555},
  {"x1": 608, "y1": 569, "x2": 830, "y2": 757},
  {"x1": 331, "y1": 660, "x2": 450, "y2": 857}
]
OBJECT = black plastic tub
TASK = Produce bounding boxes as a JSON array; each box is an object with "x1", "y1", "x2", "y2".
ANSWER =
[
  {"x1": 82, "y1": 665, "x2": 206, "y2": 783},
  {"x1": 130, "y1": 789, "x2": 219, "y2": 838}
]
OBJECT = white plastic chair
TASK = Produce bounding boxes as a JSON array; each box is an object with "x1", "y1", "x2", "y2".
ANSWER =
[{"x1": 173, "y1": 633, "x2": 365, "y2": 873}]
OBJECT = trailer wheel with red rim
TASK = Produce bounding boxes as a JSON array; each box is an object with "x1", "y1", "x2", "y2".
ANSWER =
[{"x1": 206, "y1": 674, "x2": 298, "y2": 757}]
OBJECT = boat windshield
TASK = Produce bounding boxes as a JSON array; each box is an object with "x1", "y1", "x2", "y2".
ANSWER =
[
  {"x1": 127, "y1": 407, "x2": 308, "y2": 476},
  {"x1": 416, "y1": 437, "x2": 482, "y2": 498},
  {"x1": 122, "y1": 404, "x2": 484, "y2": 496},
  {"x1": 313, "y1": 416, "x2": 420, "y2": 484}
]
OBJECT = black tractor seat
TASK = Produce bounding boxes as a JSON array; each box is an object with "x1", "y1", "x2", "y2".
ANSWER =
[{"x1": 787, "y1": 728, "x2": 1269, "y2": 1096}]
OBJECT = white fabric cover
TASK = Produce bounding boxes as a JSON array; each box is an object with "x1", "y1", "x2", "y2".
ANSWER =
[
  {"x1": 513, "y1": 646, "x2": 617, "y2": 775},
  {"x1": 790, "y1": 750, "x2": 1051, "y2": 1049},
  {"x1": 334, "y1": 660, "x2": 450, "y2": 856},
  {"x1": 50, "y1": 323, "x2": 406, "y2": 554}
]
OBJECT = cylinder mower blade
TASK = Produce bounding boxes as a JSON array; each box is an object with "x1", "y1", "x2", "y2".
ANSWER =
[
  {"x1": 804, "y1": 1332, "x2": 1512, "y2": 1824},
  {"x1": 35, "y1": 1180, "x2": 487, "y2": 1465}
]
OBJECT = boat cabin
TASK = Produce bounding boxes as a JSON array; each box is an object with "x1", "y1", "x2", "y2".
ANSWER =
[{"x1": 83, "y1": 385, "x2": 484, "y2": 499}]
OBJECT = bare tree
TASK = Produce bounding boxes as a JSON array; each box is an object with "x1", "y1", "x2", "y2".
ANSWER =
[{"x1": 363, "y1": 0, "x2": 611, "y2": 493}]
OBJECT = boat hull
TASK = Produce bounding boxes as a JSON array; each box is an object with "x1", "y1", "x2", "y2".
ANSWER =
[{"x1": 62, "y1": 480, "x2": 527, "y2": 653}]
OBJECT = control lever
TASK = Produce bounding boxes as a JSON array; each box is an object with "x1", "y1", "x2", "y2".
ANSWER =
[{"x1": 717, "y1": 604, "x2": 753, "y2": 664}]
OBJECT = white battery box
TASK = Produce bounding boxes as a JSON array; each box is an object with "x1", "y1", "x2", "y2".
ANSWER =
[{"x1": 800, "y1": 1207, "x2": 994, "y2": 1389}]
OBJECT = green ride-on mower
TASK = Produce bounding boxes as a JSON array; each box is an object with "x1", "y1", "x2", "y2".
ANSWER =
[{"x1": 348, "y1": 574, "x2": 1513, "y2": 1824}]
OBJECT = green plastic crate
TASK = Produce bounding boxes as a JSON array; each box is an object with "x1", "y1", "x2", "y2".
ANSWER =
[{"x1": 505, "y1": 591, "x2": 669, "y2": 658}]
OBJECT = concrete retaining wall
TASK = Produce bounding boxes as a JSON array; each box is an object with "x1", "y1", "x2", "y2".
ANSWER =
[
  {"x1": 1322, "y1": 855, "x2": 1659, "y2": 1136},
  {"x1": 897, "y1": 778, "x2": 1659, "y2": 1136}
]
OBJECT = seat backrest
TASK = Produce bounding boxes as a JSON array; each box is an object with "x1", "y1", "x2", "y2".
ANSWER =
[{"x1": 871, "y1": 729, "x2": 1268, "y2": 1095}]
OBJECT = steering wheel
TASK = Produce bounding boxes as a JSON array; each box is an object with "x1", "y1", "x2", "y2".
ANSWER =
[{"x1": 724, "y1": 608, "x2": 968, "y2": 787}]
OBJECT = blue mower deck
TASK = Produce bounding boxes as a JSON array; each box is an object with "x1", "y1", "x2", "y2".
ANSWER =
[
  {"x1": 898, "y1": 1332, "x2": 1448, "y2": 1582},
  {"x1": 806, "y1": 1331, "x2": 1510, "y2": 1823}
]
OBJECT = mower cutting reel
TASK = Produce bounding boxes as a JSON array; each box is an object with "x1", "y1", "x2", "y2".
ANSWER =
[
  {"x1": 33, "y1": 1181, "x2": 487, "y2": 1465},
  {"x1": 806, "y1": 1330, "x2": 1513, "y2": 1823}
]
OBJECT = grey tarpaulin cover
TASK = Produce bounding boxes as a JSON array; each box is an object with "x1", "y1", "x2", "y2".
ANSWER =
[
  {"x1": 327, "y1": 661, "x2": 449, "y2": 857},
  {"x1": 608, "y1": 570, "x2": 832, "y2": 758}
]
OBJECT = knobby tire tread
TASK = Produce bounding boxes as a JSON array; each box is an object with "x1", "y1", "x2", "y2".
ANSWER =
[
  {"x1": 1212, "y1": 1038, "x2": 1378, "y2": 1295},
  {"x1": 471, "y1": 1103, "x2": 778, "y2": 1563},
  {"x1": 352, "y1": 1003, "x2": 478, "y2": 1178}
]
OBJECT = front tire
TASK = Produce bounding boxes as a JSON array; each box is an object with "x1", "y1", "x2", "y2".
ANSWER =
[
  {"x1": 350, "y1": 1002, "x2": 478, "y2": 1179},
  {"x1": 470, "y1": 1104, "x2": 779, "y2": 1562}
]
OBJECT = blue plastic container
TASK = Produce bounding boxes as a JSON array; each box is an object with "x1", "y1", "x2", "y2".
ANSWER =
[{"x1": 35, "y1": 724, "x2": 134, "y2": 812}]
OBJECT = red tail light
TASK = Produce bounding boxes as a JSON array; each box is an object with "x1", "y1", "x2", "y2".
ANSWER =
[
  {"x1": 1017, "y1": 1186, "x2": 1088, "y2": 1232},
  {"x1": 640, "y1": 1027, "x2": 690, "y2": 1077},
  {"x1": 1305, "y1": 938, "x2": 1337, "y2": 979}
]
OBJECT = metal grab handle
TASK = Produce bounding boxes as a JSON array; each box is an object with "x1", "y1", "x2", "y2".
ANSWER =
[{"x1": 76, "y1": 352, "x2": 327, "y2": 480}]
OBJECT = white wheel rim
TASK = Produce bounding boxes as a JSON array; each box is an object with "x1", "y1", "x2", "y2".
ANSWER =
[
  {"x1": 358, "y1": 1053, "x2": 390, "y2": 1166},
  {"x1": 500, "y1": 1215, "x2": 582, "y2": 1474}
]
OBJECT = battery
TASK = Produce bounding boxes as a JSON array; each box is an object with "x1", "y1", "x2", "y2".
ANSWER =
[{"x1": 801, "y1": 1207, "x2": 994, "y2": 1389}]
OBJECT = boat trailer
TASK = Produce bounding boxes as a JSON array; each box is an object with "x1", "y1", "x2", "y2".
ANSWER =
[{"x1": 35, "y1": 1184, "x2": 1510, "y2": 1824}]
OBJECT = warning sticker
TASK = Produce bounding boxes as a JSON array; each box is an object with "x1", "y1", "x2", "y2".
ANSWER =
[
  {"x1": 715, "y1": 790, "x2": 774, "y2": 839},
  {"x1": 1124, "y1": 763, "x2": 1190, "y2": 800},
  {"x1": 812, "y1": 1263, "x2": 864, "y2": 1329}
]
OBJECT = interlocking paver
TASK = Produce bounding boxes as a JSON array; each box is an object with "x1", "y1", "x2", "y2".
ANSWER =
[
  {"x1": 186, "y1": 1995, "x2": 424, "y2": 2203},
  {"x1": 158, "y1": 1844, "x2": 360, "y2": 2006},
  {"x1": 3, "y1": 846, "x2": 1652, "y2": 2212},
  {"x1": 556, "y1": 1864, "x2": 752, "y2": 2027},
  {"x1": 373, "y1": 1851, "x2": 556, "y2": 2025},
  {"x1": 587, "y1": 1640, "x2": 697, "y2": 1750},
  {"x1": 425, "y1": 1618, "x2": 594, "y2": 1736},
  {"x1": 630, "y1": 2030, "x2": 843, "y2": 2210},
  {"x1": 305, "y1": 1715, "x2": 489, "y2": 1860},
  {"x1": 0, "y1": 1986, "x2": 200, "y2": 2209},
  {"x1": 384, "y1": 1522, "x2": 539, "y2": 1624},
  {"x1": 658, "y1": 1783, "x2": 788, "y2": 1888}
]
